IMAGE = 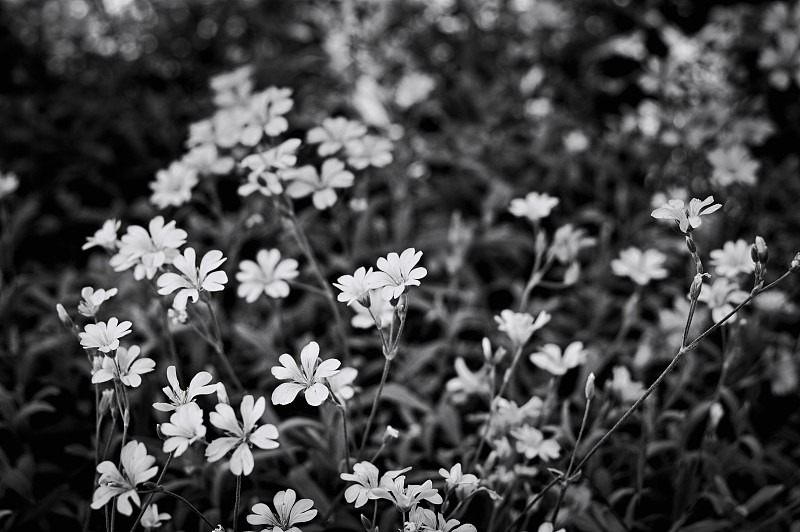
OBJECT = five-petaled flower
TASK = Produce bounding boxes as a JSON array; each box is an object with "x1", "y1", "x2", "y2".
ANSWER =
[
  {"x1": 508, "y1": 192, "x2": 559, "y2": 222},
  {"x1": 157, "y1": 248, "x2": 228, "y2": 309},
  {"x1": 510, "y1": 425, "x2": 560, "y2": 461},
  {"x1": 153, "y1": 365, "x2": 217, "y2": 412},
  {"x1": 611, "y1": 247, "x2": 669, "y2": 286},
  {"x1": 494, "y1": 310, "x2": 551, "y2": 348},
  {"x1": 345, "y1": 135, "x2": 393, "y2": 170},
  {"x1": 271, "y1": 341, "x2": 341, "y2": 406},
  {"x1": 373, "y1": 248, "x2": 428, "y2": 301},
  {"x1": 246, "y1": 488, "x2": 318, "y2": 532},
  {"x1": 284, "y1": 159, "x2": 356, "y2": 210},
  {"x1": 529, "y1": 341, "x2": 587, "y2": 376},
  {"x1": 340, "y1": 462, "x2": 410, "y2": 508},
  {"x1": 206, "y1": 395, "x2": 280, "y2": 476},
  {"x1": 92, "y1": 345, "x2": 155, "y2": 388},
  {"x1": 160, "y1": 402, "x2": 206, "y2": 457},
  {"x1": 333, "y1": 266, "x2": 382, "y2": 306},
  {"x1": 149, "y1": 161, "x2": 199, "y2": 209},
  {"x1": 78, "y1": 286, "x2": 118, "y2": 317},
  {"x1": 709, "y1": 239, "x2": 755, "y2": 278},
  {"x1": 306, "y1": 116, "x2": 367, "y2": 156},
  {"x1": 140, "y1": 503, "x2": 171, "y2": 530},
  {"x1": 651, "y1": 196, "x2": 722, "y2": 233},
  {"x1": 371, "y1": 473, "x2": 443, "y2": 513},
  {"x1": 83, "y1": 219, "x2": 120, "y2": 251},
  {"x1": 236, "y1": 249, "x2": 299, "y2": 302},
  {"x1": 110, "y1": 216, "x2": 188, "y2": 280},
  {"x1": 91, "y1": 440, "x2": 158, "y2": 515},
  {"x1": 697, "y1": 278, "x2": 749, "y2": 323},
  {"x1": 80, "y1": 317, "x2": 133, "y2": 353},
  {"x1": 439, "y1": 463, "x2": 480, "y2": 497}
]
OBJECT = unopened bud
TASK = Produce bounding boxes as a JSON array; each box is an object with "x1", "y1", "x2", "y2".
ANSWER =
[
  {"x1": 56, "y1": 304, "x2": 74, "y2": 329},
  {"x1": 99, "y1": 389, "x2": 114, "y2": 417},
  {"x1": 585, "y1": 372, "x2": 595, "y2": 400},
  {"x1": 709, "y1": 402, "x2": 724, "y2": 432},
  {"x1": 156, "y1": 423, "x2": 166, "y2": 440},
  {"x1": 754, "y1": 236, "x2": 768, "y2": 264},
  {"x1": 563, "y1": 262, "x2": 580, "y2": 286},
  {"x1": 688, "y1": 273, "x2": 709, "y2": 301},
  {"x1": 482, "y1": 337, "x2": 493, "y2": 363},
  {"x1": 358, "y1": 291, "x2": 372, "y2": 309},
  {"x1": 216, "y1": 382, "x2": 229, "y2": 405},
  {"x1": 382, "y1": 425, "x2": 400, "y2": 443},
  {"x1": 685, "y1": 236, "x2": 697, "y2": 254},
  {"x1": 791, "y1": 252, "x2": 800, "y2": 273}
]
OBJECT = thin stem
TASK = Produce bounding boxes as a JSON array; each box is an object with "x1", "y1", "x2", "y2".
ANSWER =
[
  {"x1": 141, "y1": 487, "x2": 216, "y2": 530},
  {"x1": 204, "y1": 299, "x2": 244, "y2": 393},
  {"x1": 358, "y1": 357, "x2": 392, "y2": 458},
  {"x1": 128, "y1": 453, "x2": 174, "y2": 532},
  {"x1": 495, "y1": 345, "x2": 525, "y2": 404},
  {"x1": 367, "y1": 306, "x2": 390, "y2": 352},
  {"x1": 288, "y1": 280, "x2": 329, "y2": 298},
  {"x1": 550, "y1": 397, "x2": 593, "y2": 527},
  {"x1": 233, "y1": 474, "x2": 242, "y2": 532}
]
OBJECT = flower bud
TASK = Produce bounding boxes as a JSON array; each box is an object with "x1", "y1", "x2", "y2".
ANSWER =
[
  {"x1": 382, "y1": 425, "x2": 400, "y2": 443},
  {"x1": 156, "y1": 423, "x2": 166, "y2": 440},
  {"x1": 791, "y1": 252, "x2": 800, "y2": 273},
  {"x1": 708, "y1": 402, "x2": 724, "y2": 432},
  {"x1": 688, "y1": 273, "x2": 708, "y2": 301},
  {"x1": 585, "y1": 372, "x2": 595, "y2": 400},
  {"x1": 56, "y1": 303, "x2": 74, "y2": 329},
  {"x1": 754, "y1": 236, "x2": 768, "y2": 264},
  {"x1": 216, "y1": 382, "x2": 229, "y2": 405}
]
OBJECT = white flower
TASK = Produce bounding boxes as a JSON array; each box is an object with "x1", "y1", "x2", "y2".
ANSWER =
[
  {"x1": 182, "y1": 144, "x2": 235, "y2": 176},
  {"x1": 160, "y1": 402, "x2": 206, "y2": 457},
  {"x1": 78, "y1": 287, "x2": 118, "y2": 317},
  {"x1": 697, "y1": 278, "x2": 749, "y2": 323},
  {"x1": 238, "y1": 139, "x2": 302, "y2": 197},
  {"x1": 212, "y1": 106, "x2": 254, "y2": 148},
  {"x1": 340, "y1": 462, "x2": 411, "y2": 508},
  {"x1": 110, "y1": 216, "x2": 188, "y2": 280},
  {"x1": 140, "y1": 503, "x2": 171, "y2": 530},
  {"x1": 438, "y1": 463, "x2": 479, "y2": 497},
  {"x1": 409, "y1": 508, "x2": 477, "y2": 532},
  {"x1": 210, "y1": 65, "x2": 254, "y2": 107},
  {"x1": 91, "y1": 441, "x2": 158, "y2": 515},
  {"x1": 538, "y1": 523, "x2": 566, "y2": 532},
  {"x1": 271, "y1": 341, "x2": 341, "y2": 406},
  {"x1": 446, "y1": 358, "x2": 491, "y2": 404},
  {"x1": 510, "y1": 425, "x2": 560, "y2": 461},
  {"x1": 284, "y1": 159, "x2": 355, "y2": 210},
  {"x1": 0, "y1": 171, "x2": 19, "y2": 199},
  {"x1": 236, "y1": 249, "x2": 299, "y2": 302},
  {"x1": 157, "y1": 248, "x2": 228, "y2": 309},
  {"x1": 351, "y1": 291, "x2": 394, "y2": 329},
  {"x1": 83, "y1": 219, "x2": 121, "y2": 251},
  {"x1": 153, "y1": 365, "x2": 217, "y2": 412},
  {"x1": 328, "y1": 367, "x2": 358, "y2": 402},
  {"x1": 149, "y1": 161, "x2": 199, "y2": 209},
  {"x1": 246, "y1": 489, "x2": 318, "y2": 532},
  {"x1": 345, "y1": 135, "x2": 393, "y2": 170},
  {"x1": 307, "y1": 116, "x2": 367, "y2": 156},
  {"x1": 395, "y1": 72, "x2": 436, "y2": 108},
  {"x1": 607, "y1": 366, "x2": 645, "y2": 403},
  {"x1": 333, "y1": 266, "x2": 382, "y2": 306},
  {"x1": 372, "y1": 475, "x2": 443, "y2": 513},
  {"x1": 563, "y1": 130, "x2": 589, "y2": 153},
  {"x1": 529, "y1": 341, "x2": 587, "y2": 376},
  {"x1": 206, "y1": 395, "x2": 280, "y2": 476},
  {"x1": 373, "y1": 248, "x2": 428, "y2": 301},
  {"x1": 92, "y1": 345, "x2": 155, "y2": 387},
  {"x1": 547, "y1": 224, "x2": 596, "y2": 264},
  {"x1": 80, "y1": 317, "x2": 133, "y2": 353},
  {"x1": 249, "y1": 86, "x2": 294, "y2": 137},
  {"x1": 708, "y1": 145, "x2": 759, "y2": 187},
  {"x1": 610, "y1": 247, "x2": 669, "y2": 286},
  {"x1": 651, "y1": 196, "x2": 722, "y2": 233},
  {"x1": 709, "y1": 239, "x2": 755, "y2": 278},
  {"x1": 508, "y1": 192, "x2": 559, "y2": 222},
  {"x1": 186, "y1": 119, "x2": 215, "y2": 148},
  {"x1": 494, "y1": 310, "x2": 551, "y2": 348}
]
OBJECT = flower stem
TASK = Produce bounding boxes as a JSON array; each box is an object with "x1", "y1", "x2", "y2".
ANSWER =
[
  {"x1": 233, "y1": 474, "x2": 242, "y2": 532},
  {"x1": 550, "y1": 396, "x2": 593, "y2": 527},
  {"x1": 204, "y1": 299, "x2": 244, "y2": 393},
  {"x1": 127, "y1": 453, "x2": 174, "y2": 532},
  {"x1": 358, "y1": 357, "x2": 392, "y2": 459},
  {"x1": 141, "y1": 486, "x2": 216, "y2": 530}
]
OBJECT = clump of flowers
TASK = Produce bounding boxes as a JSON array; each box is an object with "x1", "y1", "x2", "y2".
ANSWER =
[
  {"x1": 246, "y1": 489, "x2": 318, "y2": 532},
  {"x1": 110, "y1": 216, "x2": 188, "y2": 280}
]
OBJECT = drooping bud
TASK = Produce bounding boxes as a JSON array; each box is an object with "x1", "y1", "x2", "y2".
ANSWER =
[
  {"x1": 56, "y1": 304, "x2": 74, "y2": 329},
  {"x1": 688, "y1": 273, "x2": 709, "y2": 301},
  {"x1": 585, "y1": 372, "x2": 596, "y2": 401}
]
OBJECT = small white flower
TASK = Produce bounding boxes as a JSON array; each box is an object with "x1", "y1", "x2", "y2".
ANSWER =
[
  {"x1": 709, "y1": 239, "x2": 755, "y2": 278},
  {"x1": 157, "y1": 248, "x2": 228, "y2": 309},
  {"x1": 153, "y1": 365, "x2": 217, "y2": 412},
  {"x1": 610, "y1": 247, "x2": 669, "y2": 286},
  {"x1": 83, "y1": 219, "x2": 121, "y2": 251},
  {"x1": 328, "y1": 367, "x2": 358, "y2": 402},
  {"x1": 446, "y1": 358, "x2": 491, "y2": 404},
  {"x1": 547, "y1": 224, "x2": 596, "y2": 264},
  {"x1": 607, "y1": 366, "x2": 645, "y2": 403},
  {"x1": 210, "y1": 65, "x2": 254, "y2": 107},
  {"x1": 92, "y1": 345, "x2": 155, "y2": 387},
  {"x1": 351, "y1": 291, "x2": 394, "y2": 329},
  {"x1": 529, "y1": 341, "x2": 587, "y2": 376},
  {"x1": 149, "y1": 161, "x2": 199, "y2": 209},
  {"x1": 249, "y1": 86, "x2": 294, "y2": 137},
  {"x1": 372, "y1": 474, "x2": 443, "y2": 514},
  {"x1": 206, "y1": 395, "x2": 280, "y2": 476},
  {"x1": 333, "y1": 266, "x2": 382, "y2": 306},
  {"x1": 563, "y1": 130, "x2": 589, "y2": 153},
  {"x1": 708, "y1": 145, "x2": 759, "y2": 187},
  {"x1": 284, "y1": 159, "x2": 355, "y2": 210},
  {"x1": 494, "y1": 310, "x2": 551, "y2": 348},
  {"x1": 110, "y1": 216, "x2": 188, "y2": 281},
  {"x1": 140, "y1": 503, "x2": 171, "y2": 530},
  {"x1": 438, "y1": 463, "x2": 479, "y2": 497},
  {"x1": 80, "y1": 317, "x2": 133, "y2": 353},
  {"x1": 341, "y1": 461, "x2": 381, "y2": 508},
  {"x1": 0, "y1": 171, "x2": 19, "y2": 199},
  {"x1": 236, "y1": 249, "x2": 299, "y2": 302},
  {"x1": 395, "y1": 72, "x2": 436, "y2": 109},
  {"x1": 373, "y1": 248, "x2": 428, "y2": 301},
  {"x1": 345, "y1": 135, "x2": 394, "y2": 170},
  {"x1": 78, "y1": 287, "x2": 118, "y2": 318},
  {"x1": 182, "y1": 144, "x2": 235, "y2": 176},
  {"x1": 246, "y1": 489, "x2": 318, "y2": 531},
  {"x1": 508, "y1": 192, "x2": 559, "y2": 222},
  {"x1": 307, "y1": 116, "x2": 367, "y2": 156},
  {"x1": 651, "y1": 196, "x2": 722, "y2": 233},
  {"x1": 510, "y1": 425, "x2": 560, "y2": 461},
  {"x1": 697, "y1": 278, "x2": 749, "y2": 323},
  {"x1": 238, "y1": 139, "x2": 302, "y2": 197},
  {"x1": 160, "y1": 402, "x2": 206, "y2": 457},
  {"x1": 91, "y1": 441, "x2": 158, "y2": 515},
  {"x1": 271, "y1": 341, "x2": 341, "y2": 406}
]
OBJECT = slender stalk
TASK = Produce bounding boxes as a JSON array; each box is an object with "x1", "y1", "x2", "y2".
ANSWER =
[
  {"x1": 495, "y1": 345, "x2": 525, "y2": 401},
  {"x1": 140, "y1": 487, "x2": 216, "y2": 530},
  {"x1": 233, "y1": 474, "x2": 242, "y2": 532},
  {"x1": 128, "y1": 453, "x2": 174, "y2": 532},
  {"x1": 203, "y1": 299, "x2": 244, "y2": 393},
  {"x1": 550, "y1": 396, "x2": 593, "y2": 527},
  {"x1": 358, "y1": 357, "x2": 392, "y2": 458}
]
